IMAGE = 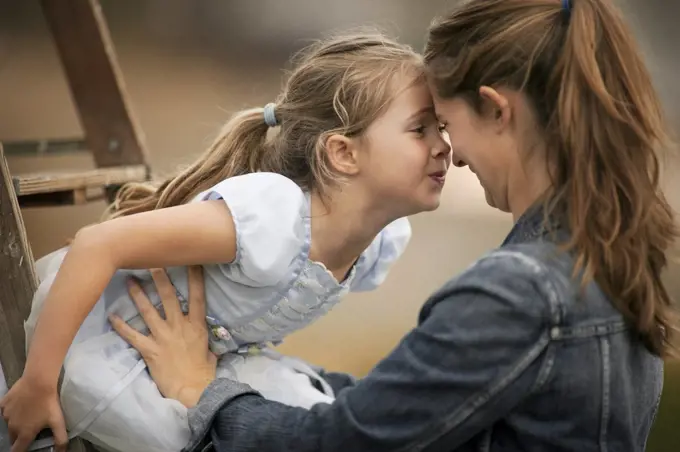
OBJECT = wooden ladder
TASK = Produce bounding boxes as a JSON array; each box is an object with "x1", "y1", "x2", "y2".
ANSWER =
[{"x1": 0, "y1": 0, "x2": 150, "y2": 449}]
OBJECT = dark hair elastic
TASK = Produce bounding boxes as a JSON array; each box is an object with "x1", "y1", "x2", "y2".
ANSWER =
[{"x1": 562, "y1": 0, "x2": 572, "y2": 19}]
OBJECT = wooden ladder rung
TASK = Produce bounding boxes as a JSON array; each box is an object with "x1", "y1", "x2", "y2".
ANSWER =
[{"x1": 13, "y1": 165, "x2": 148, "y2": 207}]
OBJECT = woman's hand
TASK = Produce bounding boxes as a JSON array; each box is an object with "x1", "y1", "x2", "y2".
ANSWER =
[
  {"x1": 110, "y1": 266, "x2": 217, "y2": 408},
  {"x1": 0, "y1": 377, "x2": 68, "y2": 452}
]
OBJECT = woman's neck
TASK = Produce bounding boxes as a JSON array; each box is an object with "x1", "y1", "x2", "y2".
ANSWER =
[
  {"x1": 308, "y1": 187, "x2": 393, "y2": 280},
  {"x1": 509, "y1": 157, "x2": 553, "y2": 222}
]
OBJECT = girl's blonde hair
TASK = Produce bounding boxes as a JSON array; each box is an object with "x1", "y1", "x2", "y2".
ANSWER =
[
  {"x1": 105, "y1": 30, "x2": 423, "y2": 219},
  {"x1": 425, "y1": 0, "x2": 678, "y2": 357}
]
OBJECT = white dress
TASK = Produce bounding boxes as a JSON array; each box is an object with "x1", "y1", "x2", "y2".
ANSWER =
[{"x1": 23, "y1": 173, "x2": 412, "y2": 452}]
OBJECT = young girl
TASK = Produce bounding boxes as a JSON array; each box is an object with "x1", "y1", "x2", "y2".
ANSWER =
[{"x1": 0, "y1": 32, "x2": 451, "y2": 452}]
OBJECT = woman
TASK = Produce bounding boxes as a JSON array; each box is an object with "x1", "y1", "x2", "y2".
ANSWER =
[{"x1": 105, "y1": 0, "x2": 679, "y2": 451}]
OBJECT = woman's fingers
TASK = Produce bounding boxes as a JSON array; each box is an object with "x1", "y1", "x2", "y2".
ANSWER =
[
  {"x1": 10, "y1": 432, "x2": 33, "y2": 452},
  {"x1": 48, "y1": 410, "x2": 69, "y2": 452},
  {"x1": 187, "y1": 266, "x2": 207, "y2": 324},
  {"x1": 109, "y1": 314, "x2": 155, "y2": 355},
  {"x1": 149, "y1": 268, "x2": 183, "y2": 326},
  {"x1": 125, "y1": 279, "x2": 164, "y2": 337}
]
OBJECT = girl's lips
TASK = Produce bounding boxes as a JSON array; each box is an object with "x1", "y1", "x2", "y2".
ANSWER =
[{"x1": 429, "y1": 172, "x2": 446, "y2": 185}]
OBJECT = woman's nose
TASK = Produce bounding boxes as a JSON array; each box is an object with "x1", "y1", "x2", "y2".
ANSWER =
[{"x1": 449, "y1": 148, "x2": 467, "y2": 167}]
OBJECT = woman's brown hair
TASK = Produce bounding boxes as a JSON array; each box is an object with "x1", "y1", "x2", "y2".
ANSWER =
[
  {"x1": 105, "y1": 30, "x2": 423, "y2": 219},
  {"x1": 425, "y1": 0, "x2": 678, "y2": 357}
]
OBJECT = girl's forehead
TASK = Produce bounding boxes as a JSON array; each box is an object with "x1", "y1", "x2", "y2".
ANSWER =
[{"x1": 388, "y1": 79, "x2": 435, "y2": 112}]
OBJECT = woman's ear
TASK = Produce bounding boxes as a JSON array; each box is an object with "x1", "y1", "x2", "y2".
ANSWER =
[
  {"x1": 479, "y1": 86, "x2": 512, "y2": 133},
  {"x1": 325, "y1": 134, "x2": 360, "y2": 176}
]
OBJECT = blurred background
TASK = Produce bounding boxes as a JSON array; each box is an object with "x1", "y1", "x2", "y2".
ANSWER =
[{"x1": 0, "y1": 0, "x2": 678, "y2": 450}]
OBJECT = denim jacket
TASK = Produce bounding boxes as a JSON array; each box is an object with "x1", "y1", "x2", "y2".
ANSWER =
[{"x1": 184, "y1": 207, "x2": 664, "y2": 452}]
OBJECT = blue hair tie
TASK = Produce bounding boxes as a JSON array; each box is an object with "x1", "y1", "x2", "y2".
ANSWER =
[
  {"x1": 562, "y1": 0, "x2": 571, "y2": 17},
  {"x1": 263, "y1": 103, "x2": 278, "y2": 127}
]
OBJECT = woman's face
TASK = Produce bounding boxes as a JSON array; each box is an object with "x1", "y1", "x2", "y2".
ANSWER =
[{"x1": 430, "y1": 83, "x2": 541, "y2": 217}]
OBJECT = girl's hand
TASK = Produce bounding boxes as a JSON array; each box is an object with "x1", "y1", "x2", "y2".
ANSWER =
[
  {"x1": 110, "y1": 266, "x2": 216, "y2": 408},
  {"x1": 0, "y1": 377, "x2": 68, "y2": 452}
]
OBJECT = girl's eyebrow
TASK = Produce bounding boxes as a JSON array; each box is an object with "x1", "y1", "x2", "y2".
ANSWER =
[{"x1": 405, "y1": 106, "x2": 436, "y2": 122}]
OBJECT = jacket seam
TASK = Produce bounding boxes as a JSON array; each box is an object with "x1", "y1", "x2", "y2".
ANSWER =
[
  {"x1": 598, "y1": 336, "x2": 611, "y2": 452},
  {"x1": 404, "y1": 331, "x2": 552, "y2": 452},
  {"x1": 529, "y1": 342, "x2": 556, "y2": 395},
  {"x1": 483, "y1": 250, "x2": 563, "y2": 327}
]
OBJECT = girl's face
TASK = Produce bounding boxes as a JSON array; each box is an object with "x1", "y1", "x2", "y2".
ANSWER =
[{"x1": 355, "y1": 77, "x2": 452, "y2": 219}]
